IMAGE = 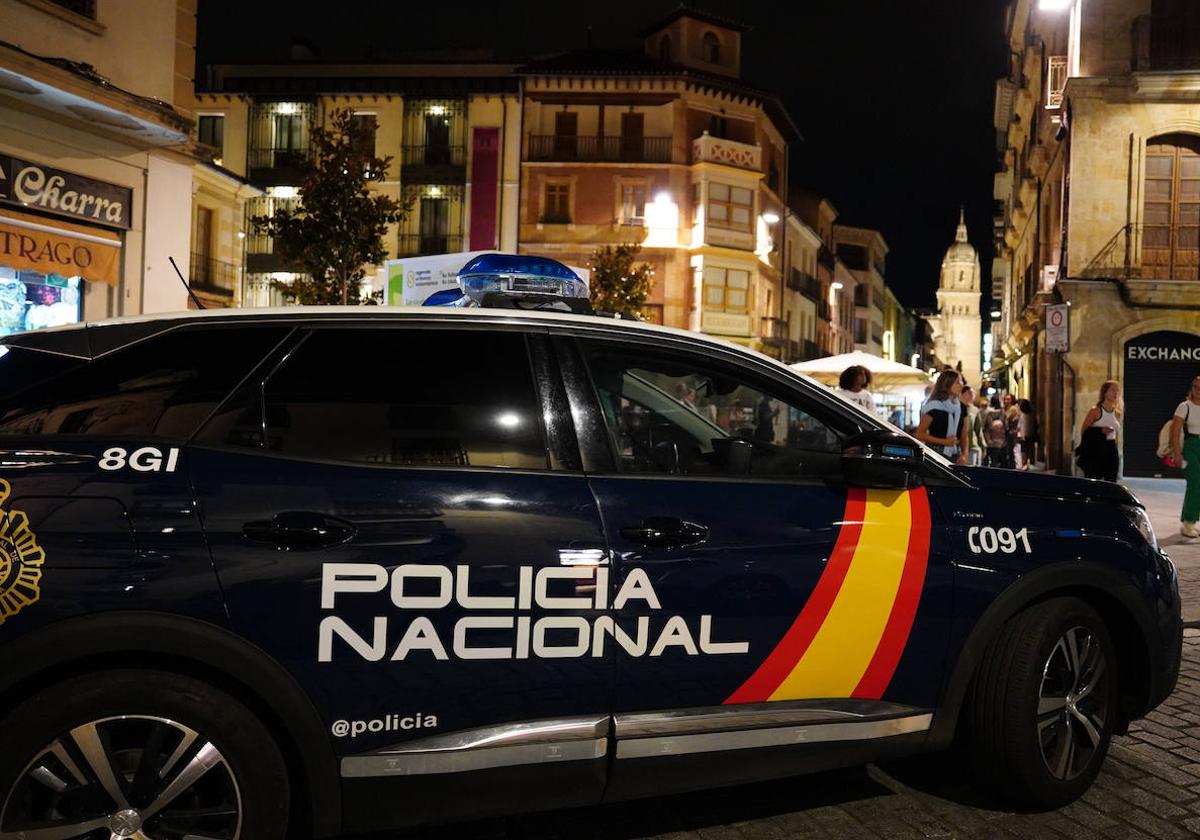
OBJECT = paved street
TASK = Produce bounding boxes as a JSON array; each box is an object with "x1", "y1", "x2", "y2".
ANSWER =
[{"x1": 364, "y1": 478, "x2": 1200, "y2": 840}]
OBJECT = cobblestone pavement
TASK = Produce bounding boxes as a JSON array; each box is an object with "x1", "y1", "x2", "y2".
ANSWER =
[{"x1": 359, "y1": 479, "x2": 1200, "y2": 840}]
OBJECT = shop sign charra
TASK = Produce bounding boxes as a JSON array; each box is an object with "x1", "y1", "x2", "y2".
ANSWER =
[{"x1": 0, "y1": 156, "x2": 132, "y2": 230}]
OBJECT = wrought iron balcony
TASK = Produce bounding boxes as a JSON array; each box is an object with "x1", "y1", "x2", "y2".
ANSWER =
[
  {"x1": 788, "y1": 268, "x2": 821, "y2": 301},
  {"x1": 401, "y1": 145, "x2": 467, "y2": 185},
  {"x1": 527, "y1": 135, "x2": 672, "y2": 163},
  {"x1": 397, "y1": 233, "x2": 463, "y2": 258},
  {"x1": 760, "y1": 316, "x2": 787, "y2": 346},
  {"x1": 247, "y1": 147, "x2": 310, "y2": 186},
  {"x1": 189, "y1": 253, "x2": 237, "y2": 296}
]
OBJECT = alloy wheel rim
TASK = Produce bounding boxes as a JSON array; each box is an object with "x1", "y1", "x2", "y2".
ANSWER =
[
  {"x1": 0, "y1": 715, "x2": 242, "y2": 839},
  {"x1": 1037, "y1": 625, "x2": 1109, "y2": 781}
]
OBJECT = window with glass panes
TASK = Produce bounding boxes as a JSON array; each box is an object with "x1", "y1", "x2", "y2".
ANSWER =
[
  {"x1": 707, "y1": 182, "x2": 753, "y2": 231},
  {"x1": 1144, "y1": 134, "x2": 1200, "y2": 281},
  {"x1": 620, "y1": 182, "x2": 647, "y2": 225},
  {"x1": 543, "y1": 181, "x2": 571, "y2": 223},
  {"x1": 703, "y1": 266, "x2": 751, "y2": 313},
  {"x1": 198, "y1": 116, "x2": 224, "y2": 154}
]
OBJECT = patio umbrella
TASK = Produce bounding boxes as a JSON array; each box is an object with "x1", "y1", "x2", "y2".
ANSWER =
[{"x1": 790, "y1": 351, "x2": 933, "y2": 392}]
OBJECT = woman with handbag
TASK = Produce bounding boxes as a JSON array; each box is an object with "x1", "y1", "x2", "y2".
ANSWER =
[
  {"x1": 1171, "y1": 376, "x2": 1200, "y2": 538},
  {"x1": 1079, "y1": 380, "x2": 1121, "y2": 481}
]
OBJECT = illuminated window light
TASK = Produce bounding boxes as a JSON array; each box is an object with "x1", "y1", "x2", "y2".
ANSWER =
[
  {"x1": 274, "y1": 102, "x2": 300, "y2": 115},
  {"x1": 268, "y1": 186, "x2": 298, "y2": 199},
  {"x1": 429, "y1": 105, "x2": 446, "y2": 116}
]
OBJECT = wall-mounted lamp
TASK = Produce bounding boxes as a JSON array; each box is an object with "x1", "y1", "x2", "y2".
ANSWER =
[{"x1": 762, "y1": 211, "x2": 780, "y2": 224}]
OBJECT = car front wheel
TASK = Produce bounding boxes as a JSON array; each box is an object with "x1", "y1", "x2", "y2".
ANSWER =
[
  {"x1": 967, "y1": 596, "x2": 1117, "y2": 808},
  {"x1": 0, "y1": 669, "x2": 289, "y2": 839}
]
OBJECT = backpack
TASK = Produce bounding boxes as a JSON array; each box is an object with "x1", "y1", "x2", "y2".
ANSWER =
[{"x1": 1157, "y1": 404, "x2": 1189, "y2": 459}]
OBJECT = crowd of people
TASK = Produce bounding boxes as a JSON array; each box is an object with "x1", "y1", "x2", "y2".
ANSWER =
[{"x1": 831, "y1": 363, "x2": 1039, "y2": 471}]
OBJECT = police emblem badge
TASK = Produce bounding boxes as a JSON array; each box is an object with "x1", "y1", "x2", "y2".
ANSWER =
[{"x1": 0, "y1": 479, "x2": 44, "y2": 623}]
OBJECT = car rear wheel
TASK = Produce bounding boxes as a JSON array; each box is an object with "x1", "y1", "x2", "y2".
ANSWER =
[
  {"x1": 966, "y1": 596, "x2": 1117, "y2": 808},
  {"x1": 0, "y1": 669, "x2": 289, "y2": 839}
]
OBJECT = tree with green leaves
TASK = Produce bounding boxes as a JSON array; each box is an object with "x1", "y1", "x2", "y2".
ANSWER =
[
  {"x1": 587, "y1": 242, "x2": 655, "y2": 319},
  {"x1": 250, "y1": 108, "x2": 408, "y2": 305}
]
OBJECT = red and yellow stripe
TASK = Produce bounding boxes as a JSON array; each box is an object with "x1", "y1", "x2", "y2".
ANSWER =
[{"x1": 726, "y1": 487, "x2": 931, "y2": 704}]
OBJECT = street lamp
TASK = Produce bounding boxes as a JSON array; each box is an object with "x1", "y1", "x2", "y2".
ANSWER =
[{"x1": 761, "y1": 211, "x2": 781, "y2": 224}]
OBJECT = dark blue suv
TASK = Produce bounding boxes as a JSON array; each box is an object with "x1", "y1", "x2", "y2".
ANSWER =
[{"x1": 0, "y1": 308, "x2": 1181, "y2": 839}]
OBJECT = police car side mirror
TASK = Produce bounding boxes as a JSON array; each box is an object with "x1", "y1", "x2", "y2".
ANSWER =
[{"x1": 841, "y1": 430, "x2": 924, "y2": 489}]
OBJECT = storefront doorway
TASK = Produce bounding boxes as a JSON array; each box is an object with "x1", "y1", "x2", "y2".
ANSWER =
[{"x1": 1122, "y1": 330, "x2": 1200, "y2": 477}]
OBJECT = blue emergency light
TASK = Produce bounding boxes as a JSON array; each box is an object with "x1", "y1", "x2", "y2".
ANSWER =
[{"x1": 456, "y1": 253, "x2": 587, "y2": 304}]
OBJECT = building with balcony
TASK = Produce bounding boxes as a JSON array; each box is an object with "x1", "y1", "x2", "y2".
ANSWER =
[
  {"x1": 196, "y1": 58, "x2": 521, "y2": 305},
  {"x1": 782, "y1": 211, "x2": 825, "y2": 363},
  {"x1": 514, "y1": 6, "x2": 800, "y2": 353},
  {"x1": 992, "y1": 0, "x2": 1200, "y2": 476},
  {"x1": 0, "y1": 0, "x2": 212, "y2": 331},
  {"x1": 833, "y1": 225, "x2": 889, "y2": 358},
  {"x1": 792, "y1": 190, "x2": 846, "y2": 356}
]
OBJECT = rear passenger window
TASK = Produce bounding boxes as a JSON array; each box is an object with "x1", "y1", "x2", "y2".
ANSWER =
[
  {"x1": 255, "y1": 328, "x2": 548, "y2": 470},
  {"x1": 0, "y1": 346, "x2": 85, "y2": 403},
  {"x1": 0, "y1": 327, "x2": 289, "y2": 439}
]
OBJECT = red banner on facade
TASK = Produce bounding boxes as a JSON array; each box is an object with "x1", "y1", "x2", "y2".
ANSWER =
[{"x1": 469, "y1": 128, "x2": 499, "y2": 251}]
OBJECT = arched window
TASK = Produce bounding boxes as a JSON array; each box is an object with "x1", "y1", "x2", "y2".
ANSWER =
[
  {"x1": 701, "y1": 31, "x2": 720, "y2": 64},
  {"x1": 1144, "y1": 133, "x2": 1200, "y2": 280},
  {"x1": 658, "y1": 34, "x2": 671, "y2": 62}
]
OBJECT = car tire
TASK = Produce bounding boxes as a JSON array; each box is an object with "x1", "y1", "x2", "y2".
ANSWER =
[
  {"x1": 0, "y1": 668, "x2": 289, "y2": 839},
  {"x1": 966, "y1": 596, "x2": 1118, "y2": 809}
]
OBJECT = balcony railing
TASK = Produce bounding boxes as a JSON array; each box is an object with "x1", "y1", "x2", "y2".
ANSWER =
[
  {"x1": 527, "y1": 135, "x2": 672, "y2": 163},
  {"x1": 397, "y1": 233, "x2": 464, "y2": 257},
  {"x1": 760, "y1": 317, "x2": 787, "y2": 346},
  {"x1": 1047, "y1": 56, "x2": 1068, "y2": 108},
  {"x1": 189, "y1": 253, "x2": 237, "y2": 296},
  {"x1": 402, "y1": 145, "x2": 467, "y2": 167},
  {"x1": 788, "y1": 268, "x2": 821, "y2": 301},
  {"x1": 248, "y1": 147, "x2": 310, "y2": 170},
  {"x1": 691, "y1": 132, "x2": 762, "y2": 171},
  {"x1": 818, "y1": 245, "x2": 836, "y2": 271}
]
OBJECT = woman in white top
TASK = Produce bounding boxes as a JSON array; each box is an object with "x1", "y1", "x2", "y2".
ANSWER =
[
  {"x1": 1080, "y1": 380, "x2": 1121, "y2": 481},
  {"x1": 836, "y1": 365, "x2": 875, "y2": 413},
  {"x1": 1171, "y1": 376, "x2": 1200, "y2": 538}
]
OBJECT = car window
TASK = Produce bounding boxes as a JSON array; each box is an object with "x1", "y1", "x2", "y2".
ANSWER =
[
  {"x1": 583, "y1": 342, "x2": 848, "y2": 479},
  {"x1": 0, "y1": 327, "x2": 289, "y2": 440},
  {"x1": 243, "y1": 328, "x2": 548, "y2": 470}
]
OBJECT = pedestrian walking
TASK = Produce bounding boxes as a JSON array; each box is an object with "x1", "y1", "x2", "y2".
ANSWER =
[
  {"x1": 1171, "y1": 376, "x2": 1200, "y2": 538},
  {"x1": 916, "y1": 370, "x2": 967, "y2": 464},
  {"x1": 1078, "y1": 380, "x2": 1121, "y2": 481},
  {"x1": 961, "y1": 386, "x2": 982, "y2": 466},
  {"x1": 1003, "y1": 393, "x2": 1019, "y2": 468},
  {"x1": 1015, "y1": 399, "x2": 1039, "y2": 470},
  {"x1": 982, "y1": 396, "x2": 1008, "y2": 467},
  {"x1": 836, "y1": 365, "x2": 875, "y2": 413}
]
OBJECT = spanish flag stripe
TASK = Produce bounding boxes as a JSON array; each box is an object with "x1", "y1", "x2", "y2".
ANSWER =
[
  {"x1": 724, "y1": 488, "x2": 867, "y2": 705},
  {"x1": 851, "y1": 487, "x2": 932, "y2": 699},
  {"x1": 767, "y1": 489, "x2": 913, "y2": 700}
]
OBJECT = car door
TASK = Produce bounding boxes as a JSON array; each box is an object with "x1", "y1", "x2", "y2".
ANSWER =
[
  {"x1": 187, "y1": 323, "x2": 612, "y2": 832},
  {"x1": 555, "y1": 332, "x2": 953, "y2": 799}
]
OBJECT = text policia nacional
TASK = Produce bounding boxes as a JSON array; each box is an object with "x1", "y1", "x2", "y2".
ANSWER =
[{"x1": 318, "y1": 563, "x2": 750, "y2": 663}]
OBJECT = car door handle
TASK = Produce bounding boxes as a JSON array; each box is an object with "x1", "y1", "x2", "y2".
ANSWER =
[
  {"x1": 242, "y1": 511, "x2": 357, "y2": 551},
  {"x1": 619, "y1": 517, "x2": 709, "y2": 547}
]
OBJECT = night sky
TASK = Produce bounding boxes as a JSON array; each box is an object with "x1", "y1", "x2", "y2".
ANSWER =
[{"x1": 197, "y1": 0, "x2": 1010, "y2": 310}]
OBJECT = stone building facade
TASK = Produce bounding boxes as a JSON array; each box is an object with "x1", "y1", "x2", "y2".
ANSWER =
[
  {"x1": 992, "y1": 0, "x2": 1200, "y2": 476},
  {"x1": 932, "y1": 210, "x2": 983, "y2": 389}
]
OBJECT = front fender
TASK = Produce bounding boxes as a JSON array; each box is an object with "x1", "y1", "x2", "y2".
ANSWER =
[{"x1": 928, "y1": 559, "x2": 1178, "y2": 748}]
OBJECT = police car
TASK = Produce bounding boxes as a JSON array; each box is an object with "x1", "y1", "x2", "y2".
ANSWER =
[{"x1": 0, "y1": 298, "x2": 1181, "y2": 838}]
